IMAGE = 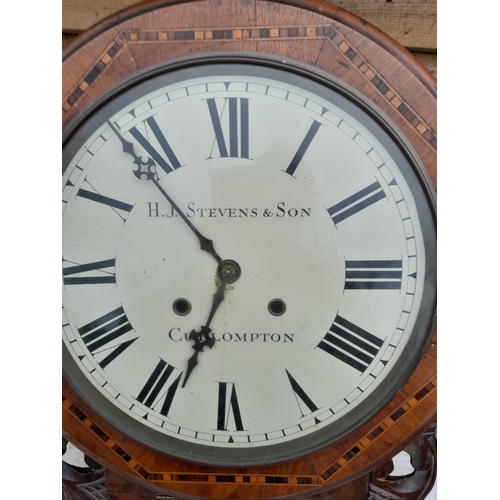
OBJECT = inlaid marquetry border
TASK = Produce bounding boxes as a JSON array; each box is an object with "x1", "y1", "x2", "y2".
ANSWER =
[
  {"x1": 325, "y1": 25, "x2": 437, "y2": 153},
  {"x1": 123, "y1": 24, "x2": 330, "y2": 42},
  {"x1": 62, "y1": 36, "x2": 126, "y2": 115},
  {"x1": 62, "y1": 21, "x2": 438, "y2": 159},
  {"x1": 63, "y1": 374, "x2": 436, "y2": 487},
  {"x1": 62, "y1": 25, "x2": 333, "y2": 115},
  {"x1": 147, "y1": 472, "x2": 319, "y2": 486},
  {"x1": 320, "y1": 376, "x2": 437, "y2": 482},
  {"x1": 63, "y1": 395, "x2": 151, "y2": 479},
  {"x1": 62, "y1": 394, "x2": 320, "y2": 486}
]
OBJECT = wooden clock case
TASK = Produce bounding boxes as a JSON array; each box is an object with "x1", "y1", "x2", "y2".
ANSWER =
[{"x1": 62, "y1": 1, "x2": 437, "y2": 498}]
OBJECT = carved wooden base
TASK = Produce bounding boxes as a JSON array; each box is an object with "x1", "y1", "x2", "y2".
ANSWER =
[{"x1": 63, "y1": 423, "x2": 436, "y2": 500}]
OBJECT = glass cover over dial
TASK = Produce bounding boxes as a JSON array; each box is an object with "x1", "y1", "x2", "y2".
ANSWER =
[{"x1": 62, "y1": 58, "x2": 436, "y2": 466}]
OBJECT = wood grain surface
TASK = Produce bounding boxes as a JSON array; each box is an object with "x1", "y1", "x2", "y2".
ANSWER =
[
  {"x1": 62, "y1": 0, "x2": 437, "y2": 78},
  {"x1": 64, "y1": 424, "x2": 436, "y2": 499},
  {"x1": 62, "y1": 1, "x2": 437, "y2": 497},
  {"x1": 62, "y1": 0, "x2": 437, "y2": 77},
  {"x1": 62, "y1": 0, "x2": 436, "y2": 51}
]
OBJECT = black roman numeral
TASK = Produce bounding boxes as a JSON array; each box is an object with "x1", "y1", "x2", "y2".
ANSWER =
[
  {"x1": 285, "y1": 369, "x2": 319, "y2": 417},
  {"x1": 129, "y1": 116, "x2": 182, "y2": 175},
  {"x1": 317, "y1": 314, "x2": 384, "y2": 373},
  {"x1": 345, "y1": 260, "x2": 402, "y2": 290},
  {"x1": 207, "y1": 98, "x2": 249, "y2": 159},
  {"x1": 136, "y1": 358, "x2": 182, "y2": 417},
  {"x1": 77, "y1": 306, "x2": 138, "y2": 369},
  {"x1": 77, "y1": 188, "x2": 134, "y2": 212},
  {"x1": 63, "y1": 258, "x2": 116, "y2": 285},
  {"x1": 285, "y1": 120, "x2": 322, "y2": 176},
  {"x1": 327, "y1": 181, "x2": 386, "y2": 225},
  {"x1": 217, "y1": 382, "x2": 244, "y2": 431},
  {"x1": 76, "y1": 181, "x2": 134, "y2": 223}
]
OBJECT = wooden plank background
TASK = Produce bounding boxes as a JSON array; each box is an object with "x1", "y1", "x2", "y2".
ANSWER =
[{"x1": 62, "y1": 0, "x2": 436, "y2": 76}]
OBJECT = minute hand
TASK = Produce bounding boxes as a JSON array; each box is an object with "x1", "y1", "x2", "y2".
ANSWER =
[
  {"x1": 108, "y1": 120, "x2": 223, "y2": 265},
  {"x1": 150, "y1": 177, "x2": 222, "y2": 265}
]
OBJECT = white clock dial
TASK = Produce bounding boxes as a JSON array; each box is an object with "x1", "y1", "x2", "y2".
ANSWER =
[{"x1": 62, "y1": 58, "x2": 436, "y2": 466}]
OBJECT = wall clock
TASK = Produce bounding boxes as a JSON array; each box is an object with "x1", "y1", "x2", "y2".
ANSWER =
[{"x1": 62, "y1": 0, "x2": 437, "y2": 498}]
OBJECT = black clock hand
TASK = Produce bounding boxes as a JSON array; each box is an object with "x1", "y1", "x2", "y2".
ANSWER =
[
  {"x1": 149, "y1": 176, "x2": 222, "y2": 265},
  {"x1": 182, "y1": 279, "x2": 225, "y2": 388},
  {"x1": 108, "y1": 120, "x2": 223, "y2": 265},
  {"x1": 182, "y1": 260, "x2": 241, "y2": 388},
  {"x1": 107, "y1": 121, "x2": 241, "y2": 386}
]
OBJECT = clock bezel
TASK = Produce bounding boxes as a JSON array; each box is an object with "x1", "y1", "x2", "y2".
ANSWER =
[{"x1": 62, "y1": 51, "x2": 437, "y2": 467}]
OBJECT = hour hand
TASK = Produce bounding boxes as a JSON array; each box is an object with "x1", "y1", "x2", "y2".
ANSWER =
[
  {"x1": 182, "y1": 260, "x2": 241, "y2": 388},
  {"x1": 182, "y1": 279, "x2": 225, "y2": 388},
  {"x1": 182, "y1": 326, "x2": 216, "y2": 388}
]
